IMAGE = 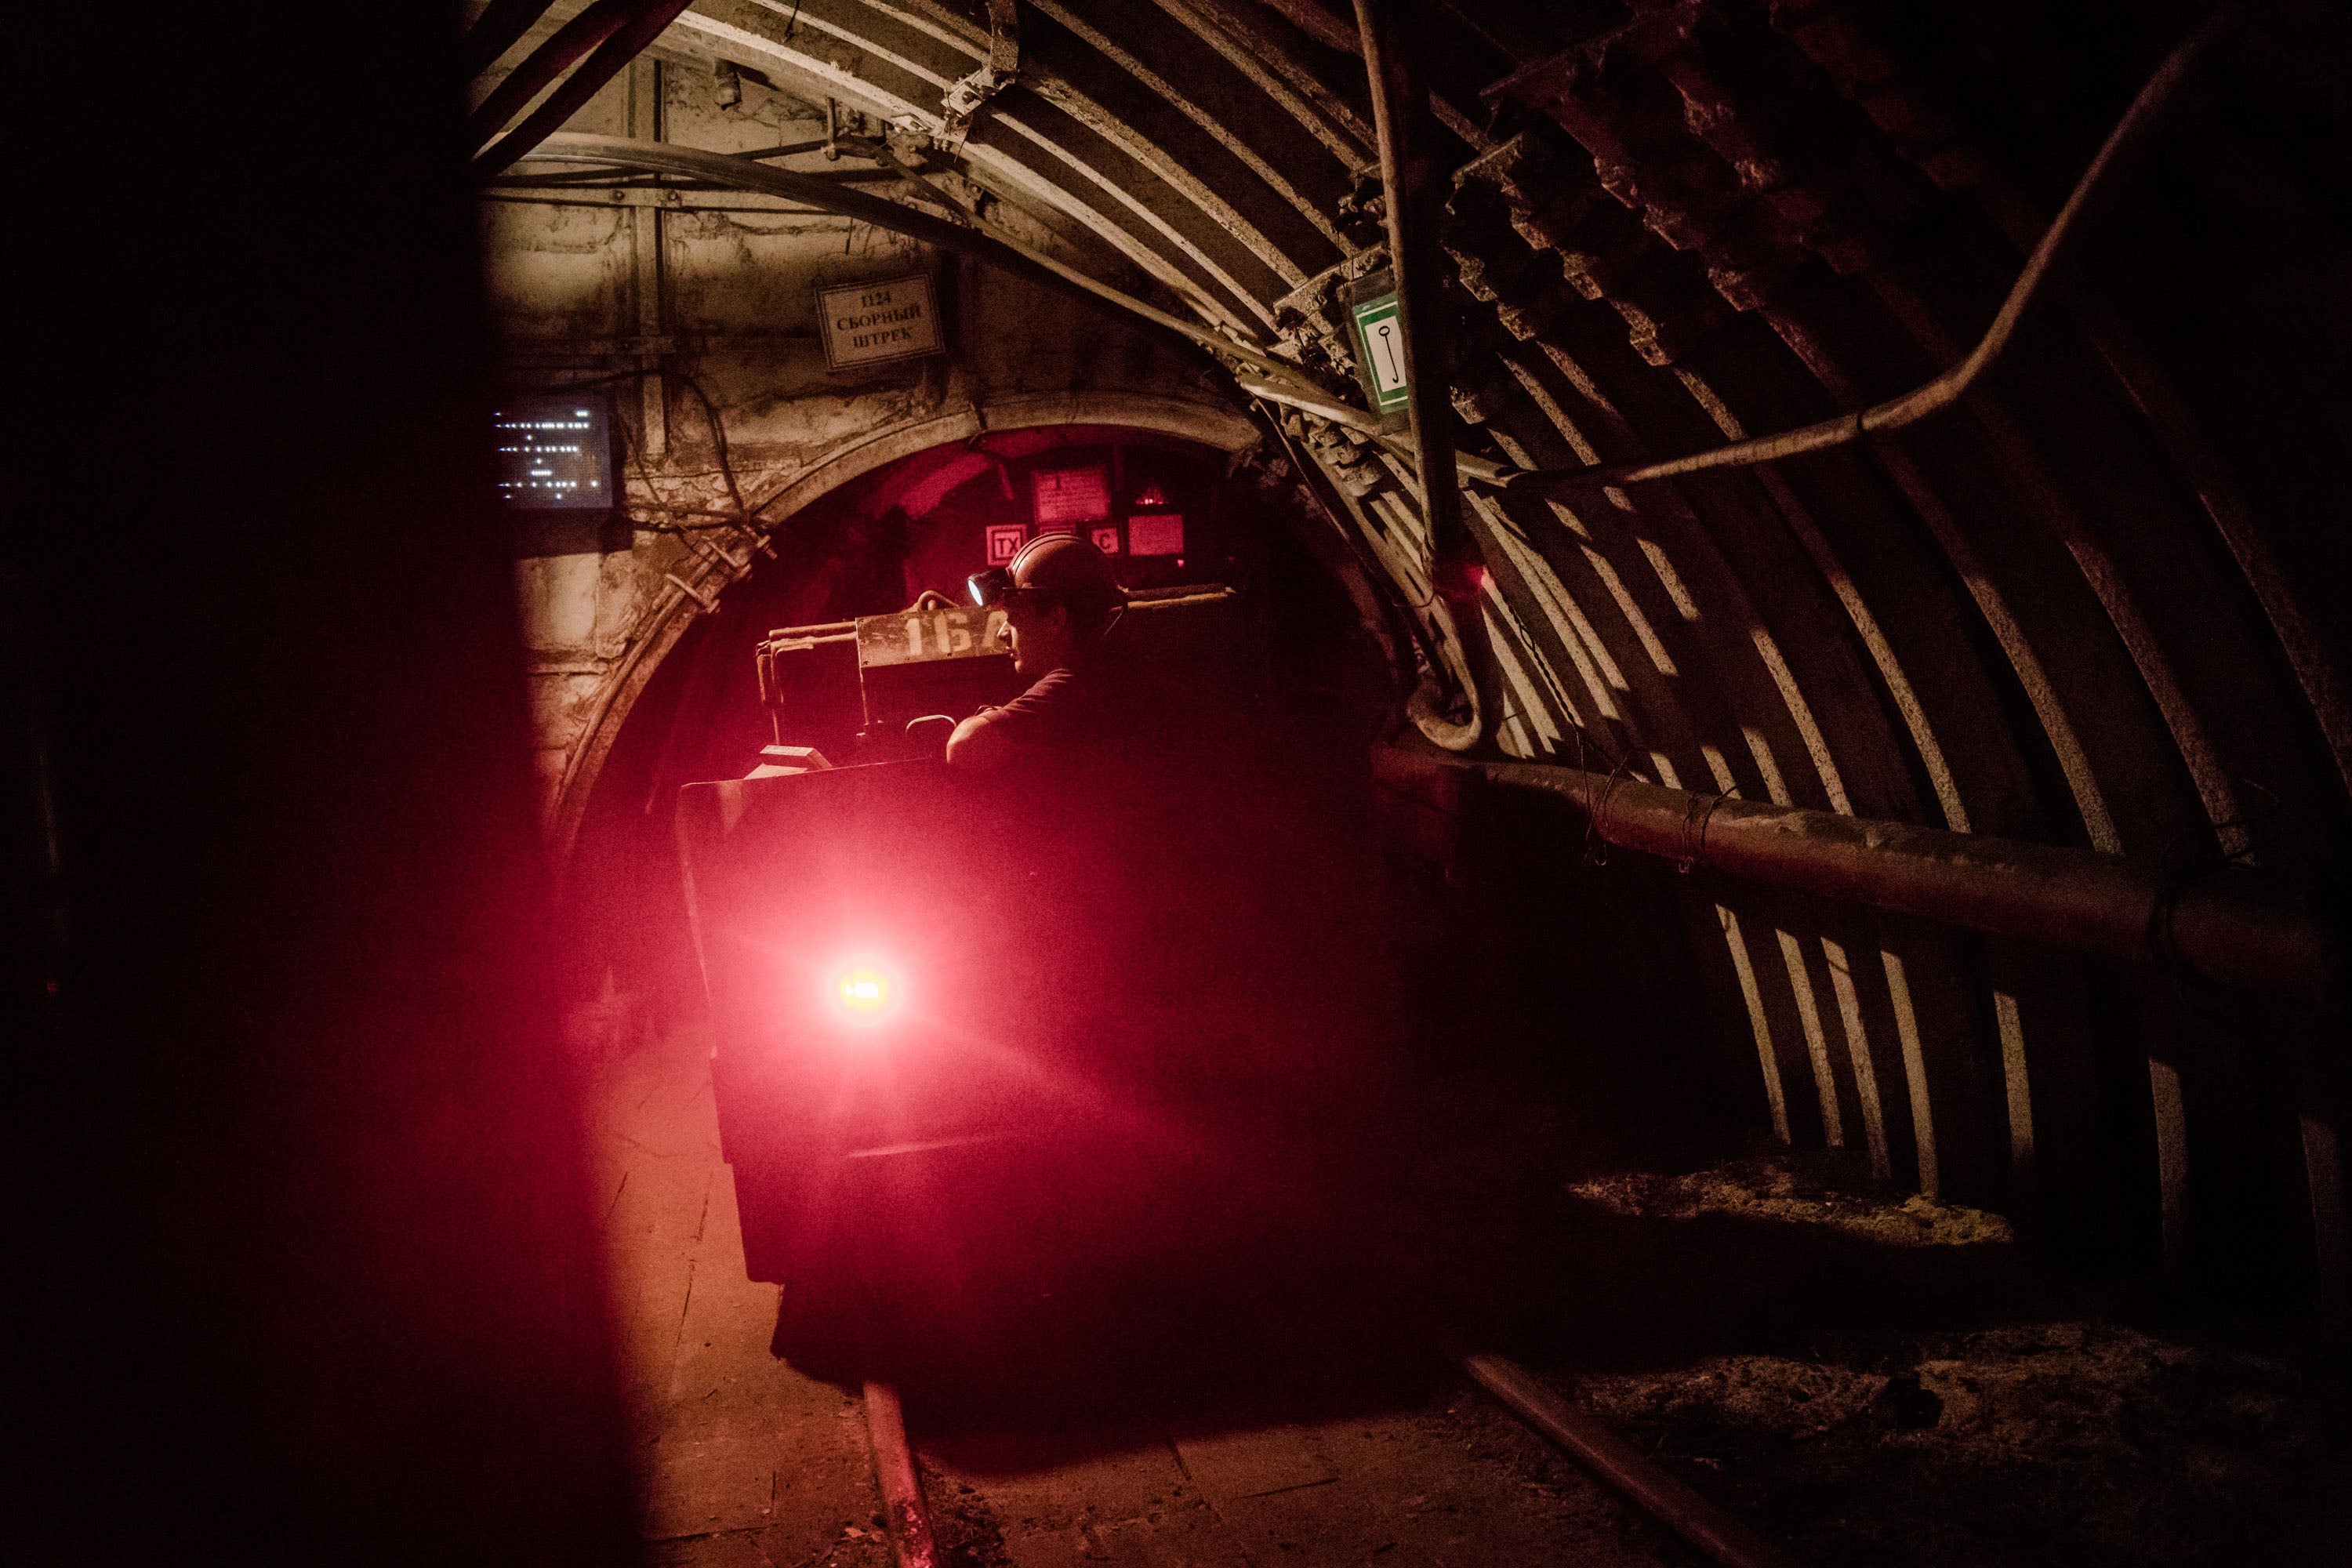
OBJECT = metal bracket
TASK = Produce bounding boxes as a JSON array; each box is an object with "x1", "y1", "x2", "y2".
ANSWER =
[
  {"x1": 664, "y1": 572, "x2": 719, "y2": 612},
  {"x1": 935, "y1": 0, "x2": 1020, "y2": 154},
  {"x1": 688, "y1": 535, "x2": 752, "y2": 572}
]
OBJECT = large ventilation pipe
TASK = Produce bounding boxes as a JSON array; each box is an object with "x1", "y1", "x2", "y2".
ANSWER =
[{"x1": 1380, "y1": 751, "x2": 2337, "y2": 999}]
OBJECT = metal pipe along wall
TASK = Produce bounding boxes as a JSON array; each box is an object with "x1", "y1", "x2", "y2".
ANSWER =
[{"x1": 1377, "y1": 751, "x2": 2336, "y2": 998}]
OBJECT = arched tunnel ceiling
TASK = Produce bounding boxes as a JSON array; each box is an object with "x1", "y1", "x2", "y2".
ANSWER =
[
  {"x1": 652, "y1": 0, "x2": 1383, "y2": 332},
  {"x1": 476, "y1": 0, "x2": 2350, "y2": 1269},
  {"x1": 475, "y1": 0, "x2": 2352, "y2": 868}
]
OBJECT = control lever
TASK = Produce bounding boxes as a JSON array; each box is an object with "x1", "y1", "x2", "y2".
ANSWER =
[{"x1": 904, "y1": 713, "x2": 955, "y2": 757}]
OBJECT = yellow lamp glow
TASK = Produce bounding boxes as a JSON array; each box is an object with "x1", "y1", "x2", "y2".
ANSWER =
[{"x1": 838, "y1": 967, "x2": 888, "y2": 1014}]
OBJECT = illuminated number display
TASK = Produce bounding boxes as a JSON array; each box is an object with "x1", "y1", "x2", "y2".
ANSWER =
[{"x1": 493, "y1": 397, "x2": 615, "y2": 510}]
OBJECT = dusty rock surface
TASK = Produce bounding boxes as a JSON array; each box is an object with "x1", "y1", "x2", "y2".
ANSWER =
[{"x1": 1535, "y1": 1158, "x2": 2350, "y2": 1566}]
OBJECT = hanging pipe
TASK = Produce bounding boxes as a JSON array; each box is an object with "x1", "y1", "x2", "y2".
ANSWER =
[
  {"x1": 1232, "y1": 13, "x2": 2220, "y2": 495},
  {"x1": 1354, "y1": 0, "x2": 1482, "y2": 602},
  {"x1": 1379, "y1": 750, "x2": 2334, "y2": 997},
  {"x1": 1243, "y1": 13, "x2": 2227, "y2": 500}
]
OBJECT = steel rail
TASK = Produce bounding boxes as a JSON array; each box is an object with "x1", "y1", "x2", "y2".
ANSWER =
[
  {"x1": 1462, "y1": 1353, "x2": 1806, "y2": 1568},
  {"x1": 1397, "y1": 753, "x2": 2335, "y2": 997},
  {"x1": 1485, "y1": 13, "x2": 2227, "y2": 496},
  {"x1": 862, "y1": 1381, "x2": 939, "y2": 1568},
  {"x1": 864, "y1": 1341, "x2": 1773, "y2": 1568}
]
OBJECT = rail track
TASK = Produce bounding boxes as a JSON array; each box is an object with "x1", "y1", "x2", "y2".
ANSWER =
[{"x1": 854, "y1": 1348, "x2": 1804, "y2": 1568}]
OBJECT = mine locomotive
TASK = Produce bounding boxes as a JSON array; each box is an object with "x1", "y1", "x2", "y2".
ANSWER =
[{"x1": 677, "y1": 568, "x2": 1387, "y2": 1316}]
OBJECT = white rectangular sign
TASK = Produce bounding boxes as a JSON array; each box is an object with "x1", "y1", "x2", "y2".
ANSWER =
[{"x1": 818, "y1": 274, "x2": 943, "y2": 371}]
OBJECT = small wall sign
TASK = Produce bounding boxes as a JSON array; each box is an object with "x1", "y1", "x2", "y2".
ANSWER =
[
  {"x1": 1031, "y1": 464, "x2": 1112, "y2": 527},
  {"x1": 1349, "y1": 292, "x2": 1410, "y2": 413},
  {"x1": 985, "y1": 524, "x2": 1028, "y2": 564},
  {"x1": 817, "y1": 273, "x2": 943, "y2": 371},
  {"x1": 1129, "y1": 514, "x2": 1185, "y2": 557}
]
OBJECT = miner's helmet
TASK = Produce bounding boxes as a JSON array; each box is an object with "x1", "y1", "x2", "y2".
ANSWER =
[{"x1": 967, "y1": 534, "x2": 1127, "y2": 630}]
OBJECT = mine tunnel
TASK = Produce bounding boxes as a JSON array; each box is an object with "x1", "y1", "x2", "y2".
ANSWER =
[{"x1": 10, "y1": 2, "x2": 2351, "y2": 1565}]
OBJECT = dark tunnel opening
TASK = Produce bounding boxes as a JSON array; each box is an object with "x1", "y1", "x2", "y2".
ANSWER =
[{"x1": 564, "y1": 426, "x2": 1399, "y2": 1018}]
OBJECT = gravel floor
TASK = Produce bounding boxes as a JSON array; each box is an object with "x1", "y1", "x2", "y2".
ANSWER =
[{"x1": 1493, "y1": 1155, "x2": 2352, "y2": 1568}]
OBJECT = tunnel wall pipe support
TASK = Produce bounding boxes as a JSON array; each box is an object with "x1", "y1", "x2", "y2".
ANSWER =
[
  {"x1": 1262, "y1": 412, "x2": 1443, "y2": 691},
  {"x1": 1489, "y1": 11, "x2": 2225, "y2": 498},
  {"x1": 461, "y1": 0, "x2": 564, "y2": 81},
  {"x1": 1385, "y1": 753, "x2": 2336, "y2": 998},
  {"x1": 1248, "y1": 9, "x2": 2217, "y2": 506},
  {"x1": 475, "y1": 1, "x2": 699, "y2": 177}
]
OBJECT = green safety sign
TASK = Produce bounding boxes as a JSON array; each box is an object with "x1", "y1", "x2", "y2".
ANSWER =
[{"x1": 1350, "y1": 293, "x2": 1410, "y2": 412}]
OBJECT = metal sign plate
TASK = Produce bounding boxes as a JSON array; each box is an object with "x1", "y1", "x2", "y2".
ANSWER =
[
  {"x1": 818, "y1": 274, "x2": 943, "y2": 371},
  {"x1": 1349, "y1": 292, "x2": 1410, "y2": 412},
  {"x1": 985, "y1": 524, "x2": 1028, "y2": 564},
  {"x1": 855, "y1": 604, "x2": 1009, "y2": 668},
  {"x1": 1031, "y1": 463, "x2": 1112, "y2": 525}
]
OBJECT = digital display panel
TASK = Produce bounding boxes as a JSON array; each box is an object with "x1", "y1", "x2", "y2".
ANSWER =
[{"x1": 494, "y1": 396, "x2": 614, "y2": 511}]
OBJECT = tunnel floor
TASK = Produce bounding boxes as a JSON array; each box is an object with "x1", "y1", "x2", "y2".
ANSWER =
[{"x1": 579, "y1": 998, "x2": 2349, "y2": 1568}]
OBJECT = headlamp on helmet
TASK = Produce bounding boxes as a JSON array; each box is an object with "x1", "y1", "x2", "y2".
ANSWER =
[{"x1": 966, "y1": 535, "x2": 1125, "y2": 619}]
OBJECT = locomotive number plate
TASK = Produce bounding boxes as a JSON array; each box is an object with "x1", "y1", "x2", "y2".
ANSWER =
[{"x1": 855, "y1": 604, "x2": 1010, "y2": 668}]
